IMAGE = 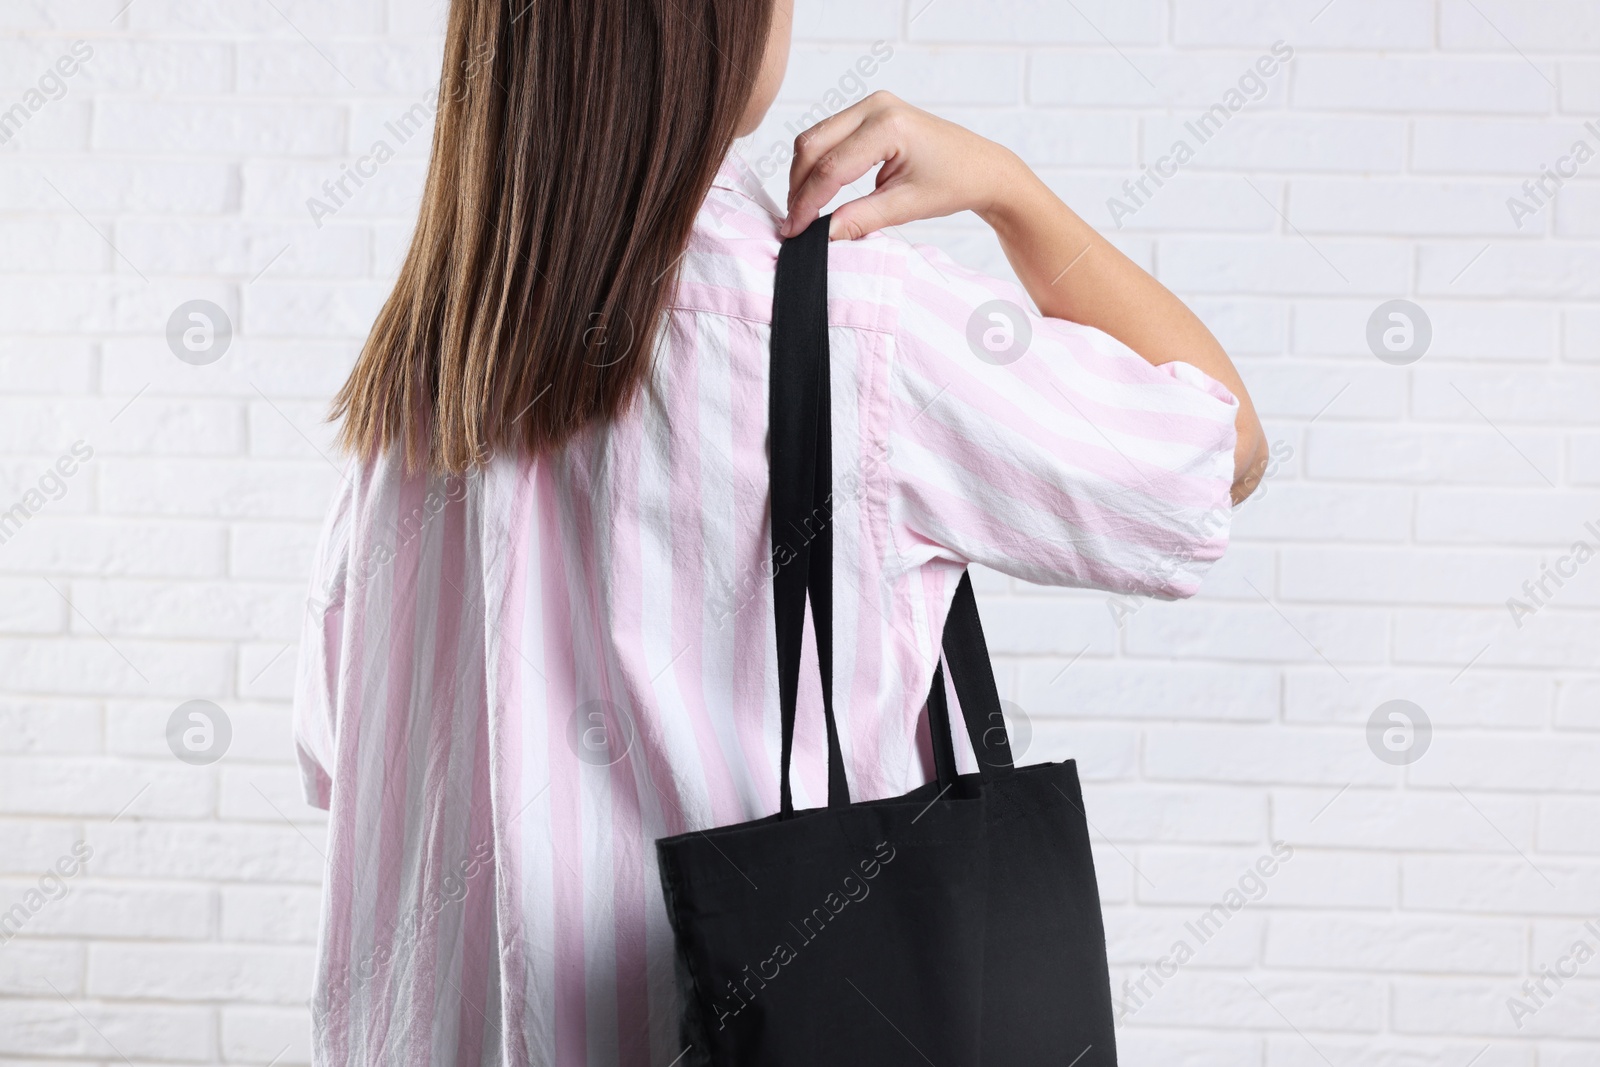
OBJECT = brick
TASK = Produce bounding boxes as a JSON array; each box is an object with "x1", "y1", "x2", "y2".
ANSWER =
[
  {"x1": 1105, "y1": 905, "x2": 1264, "y2": 967},
  {"x1": 1149, "y1": 728, "x2": 1395, "y2": 787},
  {"x1": 1264, "y1": 912, "x2": 1524, "y2": 973},
  {"x1": 245, "y1": 280, "x2": 391, "y2": 338},
  {"x1": 220, "y1": 765, "x2": 325, "y2": 824},
  {"x1": 0, "y1": 518, "x2": 229, "y2": 579},
  {"x1": 1541, "y1": 798, "x2": 1600, "y2": 853},
  {"x1": 1144, "y1": 114, "x2": 1408, "y2": 173},
  {"x1": 1284, "y1": 670, "x2": 1550, "y2": 729},
  {"x1": 1414, "y1": 366, "x2": 1600, "y2": 424},
  {"x1": 0, "y1": 160, "x2": 238, "y2": 215},
  {"x1": 230, "y1": 521, "x2": 322, "y2": 581},
  {"x1": 1126, "y1": 970, "x2": 1385, "y2": 1031},
  {"x1": 1293, "y1": 56, "x2": 1554, "y2": 114},
  {"x1": 220, "y1": 884, "x2": 321, "y2": 944},
  {"x1": 1235, "y1": 484, "x2": 1413, "y2": 543},
  {"x1": 70, "y1": 39, "x2": 235, "y2": 94},
  {"x1": 97, "y1": 458, "x2": 340, "y2": 520},
  {"x1": 1017, "y1": 660, "x2": 1279, "y2": 722},
  {"x1": 1403, "y1": 855, "x2": 1600, "y2": 914},
  {"x1": 222, "y1": 1005, "x2": 315, "y2": 1064},
  {"x1": 1291, "y1": 178, "x2": 1519, "y2": 237},
  {"x1": 1008, "y1": 720, "x2": 1134, "y2": 780},
  {"x1": 127, "y1": 0, "x2": 380, "y2": 34},
  {"x1": 0, "y1": 637, "x2": 233, "y2": 698},
  {"x1": 1244, "y1": 363, "x2": 1404, "y2": 420},
  {"x1": 89, "y1": 821, "x2": 325, "y2": 883},
  {"x1": 88, "y1": 943, "x2": 313, "y2": 1003},
  {"x1": 1408, "y1": 735, "x2": 1600, "y2": 792},
  {"x1": 1174, "y1": 0, "x2": 1433, "y2": 49},
  {"x1": 1086, "y1": 785, "x2": 1267, "y2": 844},
  {"x1": 0, "y1": 999, "x2": 214, "y2": 1059},
  {"x1": 0, "y1": 699, "x2": 101, "y2": 754},
  {"x1": 1416, "y1": 490, "x2": 1600, "y2": 546},
  {"x1": 1395, "y1": 606, "x2": 1600, "y2": 670},
  {"x1": 1569, "y1": 307, "x2": 1600, "y2": 361},
  {"x1": 1412, "y1": 118, "x2": 1598, "y2": 175},
  {"x1": 1555, "y1": 184, "x2": 1600, "y2": 239},
  {"x1": 115, "y1": 219, "x2": 369, "y2": 280},
  {"x1": 1138, "y1": 846, "x2": 1396, "y2": 909},
  {"x1": 0, "y1": 397, "x2": 243, "y2": 457},
  {"x1": 70, "y1": 578, "x2": 303, "y2": 641},
  {"x1": 1440, "y1": 0, "x2": 1600, "y2": 52},
  {"x1": 790, "y1": 0, "x2": 900, "y2": 41},
  {"x1": 0, "y1": 757, "x2": 213, "y2": 819},
  {"x1": 797, "y1": 46, "x2": 1021, "y2": 106},
  {"x1": 1032, "y1": 52, "x2": 1291, "y2": 110},
  {"x1": 0, "y1": 1, "x2": 129, "y2": 29},
  {"x1": 1191, "y1": 298, "x2": 1289, "y2": 354},
  {"x1": 0, "y1": 580, "x2": 65, "y2": 634},
  {"x1": 0, "y1": 218, "x2": 106, "y2": 273},
  {"x1": 1124, "y1": 600, "x2": 1389, "y2": 666},
  {"x1": 1054, "y1": 173, "x2": 1284, "y2": 234},
  {"x1": 914, "y1": 0, "x2": 1163, "y2": 45},
  {"x1": 1280, "y1": 547, "x2": 1534, "y2": 605},
  {"x1": 1531, "y1": 918, "x2": 1600, "y2": 963},
  {"x1": 237, "y1": 41, "x2": 440, "y2": 96},
  {"x1": 0, "y1": 820, "x2": 89, "y2": 874},
  {"x1": 1277, "y1": 787, "x2": 1538, "y2": 851},
  {"x1": 1267, "y1": 1036, "x2": 1532, "y2": 1066},
  {"x1": 105, "y1": 700, "x2": 300, "y2": 764},
  {"x1": 1558, "y1": 680, "x2": 1600, "y2": 731},
  {"x1": 248, "y1": 398, "x2": 342, "y2": 459},
  {"x1": 0, "y1": 339, "x2": 93, "y2": 394},
  {"x1": 980, "y1": 597, "x2": 1118, "y2": 657},
  {"x1": 1419, "y1": 242, "x2": 1600, "y2": 299},
  {"x1": 1158, "y1": 238, "x2": 1411, "y2": 296},
  {"x1": 949, "y1": 109, "x2": 1137, "y2": 168},
  {"x1": 1565, "y1": 63, "x2": 1600, "y2": 111},
  {"x1": 8, "y1": 880, "x2": 213, "y2": 940},
  {"x1": 1293, "y1": 299, "x2": 1559, "y2": 362},
  {"x1": 0, "y1": 940, "x2": 82, "y2": 996},
  {"x1": 1121, "y1": 1030, "x2": 1262, "y2": 1065},
  {"x1": 92, "y1": 100, "x2": 347, "y2": 156},
  {"x1": 1304, "y1": 425, "x2": 1562, "y2": 486},
  {"x1": 101, "y1": 337, "x2": 362, "y2": 400},
  {"x1": 1394, "y1": 976, "x2": 1600, "y2": 1037}
]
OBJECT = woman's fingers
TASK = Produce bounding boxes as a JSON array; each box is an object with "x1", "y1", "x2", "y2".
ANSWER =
[
  {"x1": 784, "y1": 130, "x2": 893, "y2": 236},
  {"x1": 827, "y1": 175, "x2": 919, "y2": 240},
  {"x1": 786, "y1": 102, "x2": 868, "y2": 206},
  {"x1": 784, "y1": 93, "x2": 902, "y2": 237}
]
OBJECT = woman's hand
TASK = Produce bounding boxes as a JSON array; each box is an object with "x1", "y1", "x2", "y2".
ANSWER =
[
  {"x1": 782, "y1": 92, "x2": 1268, "y2": 504},
  {"x1": 782, "y1": 91, "x2": 1026, "y2": 241}
]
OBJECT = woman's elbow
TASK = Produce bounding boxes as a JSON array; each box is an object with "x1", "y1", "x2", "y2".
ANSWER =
[{"x1": 1230, "y1": 415, "x2": 1268, "y2": 506}]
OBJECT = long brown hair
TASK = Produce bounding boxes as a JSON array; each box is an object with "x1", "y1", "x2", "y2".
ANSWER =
[{"x1": 334, "y1": 0, "x2": 775, "y2": 473}]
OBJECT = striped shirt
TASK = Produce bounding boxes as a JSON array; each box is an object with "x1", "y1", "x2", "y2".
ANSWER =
[{"x1": 293, "y1": 150, "x2": 1239, "y2": 1067}]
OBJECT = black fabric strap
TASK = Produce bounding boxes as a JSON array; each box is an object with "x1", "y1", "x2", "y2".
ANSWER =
[
  {"x1": 770, "y1": 215, "x2": 1013, "y2": 816},
  {"x1": 771, "y1": 214, "x2": 849, "y2": 815}
]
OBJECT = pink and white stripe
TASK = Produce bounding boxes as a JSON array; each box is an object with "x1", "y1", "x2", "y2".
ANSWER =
[{"x1": 293, "y1": 150, "x2": 1240, "y2": 1066}]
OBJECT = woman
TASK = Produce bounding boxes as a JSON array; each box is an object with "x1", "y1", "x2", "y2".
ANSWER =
[{"x1": 294, "y1": 0, "x2": 1266, "y2": 1063}]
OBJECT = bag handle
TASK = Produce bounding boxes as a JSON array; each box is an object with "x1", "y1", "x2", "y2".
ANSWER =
[
  {"x1": 770, "y1": 216, "x2": 1014, "y2": 818},
  {"x1": 771, "y1": 214, "x2": 850, "y2": 815}
]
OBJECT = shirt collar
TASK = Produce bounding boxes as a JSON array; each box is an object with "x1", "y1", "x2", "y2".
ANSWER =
[{"x1": 713, "y1": 147, "x2": 786, "y2": 223}]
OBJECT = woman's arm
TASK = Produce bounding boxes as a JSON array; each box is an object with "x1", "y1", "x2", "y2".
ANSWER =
[{"x1": 783, "y1": 92, "x2": 1268, "y2": 504}]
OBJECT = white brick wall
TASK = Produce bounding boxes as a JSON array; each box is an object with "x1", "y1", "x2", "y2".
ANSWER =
[{"x1": 1, "y1": 0, "x2": 1596, "y2": 1062}]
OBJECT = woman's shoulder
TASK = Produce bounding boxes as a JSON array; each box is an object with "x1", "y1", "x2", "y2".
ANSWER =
[{"x1": 675, "y1": 159, "x2": 913, "y2": 337}]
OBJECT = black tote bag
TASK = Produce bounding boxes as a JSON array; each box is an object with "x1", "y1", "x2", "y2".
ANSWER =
[{"x1": 655, "y1": 215, "x2": 1118, "y2": 1067}]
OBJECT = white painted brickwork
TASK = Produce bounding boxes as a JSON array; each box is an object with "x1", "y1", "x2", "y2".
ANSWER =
[{"x1": 1, "y1": 0, "x2": 1598, "y2": 1062}]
